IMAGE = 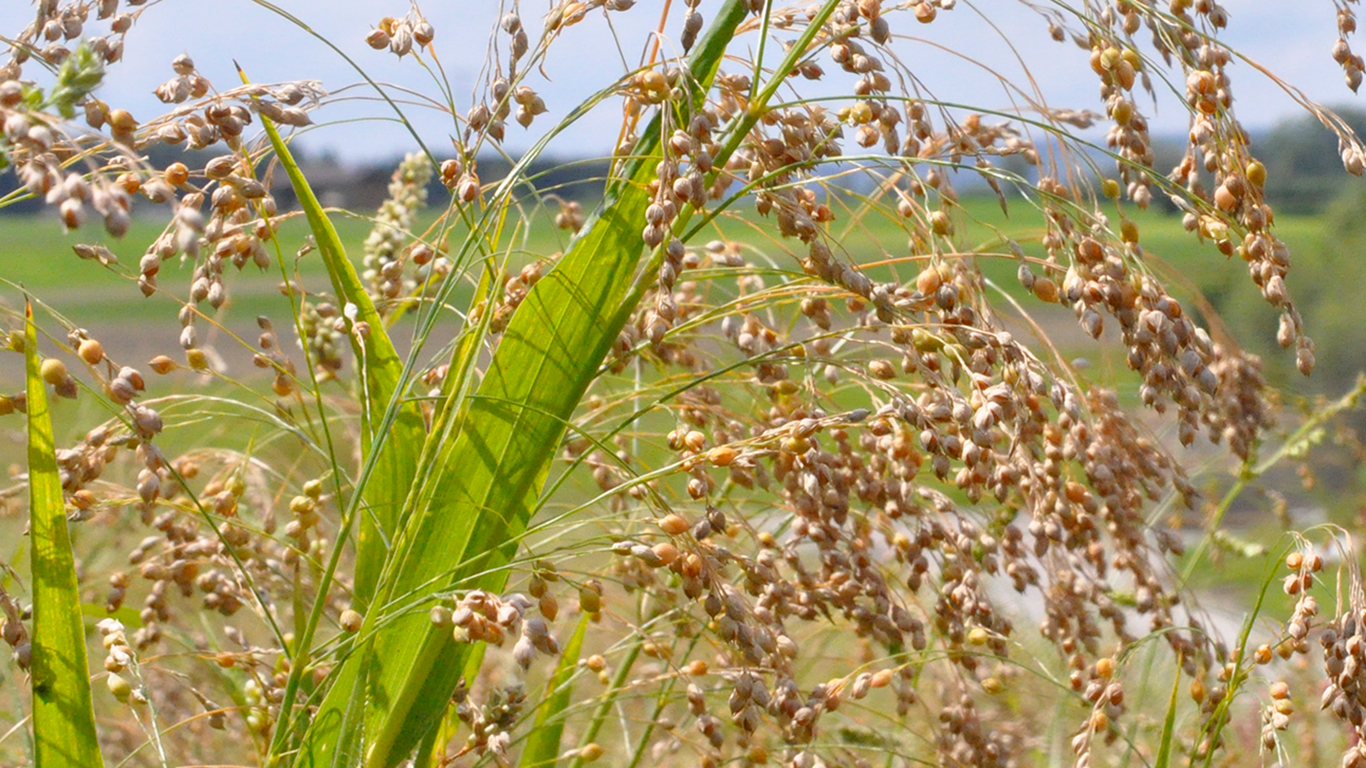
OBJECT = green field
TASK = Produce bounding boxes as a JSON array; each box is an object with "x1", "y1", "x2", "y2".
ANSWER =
[{"x1": 1, "y1": 190, "x2": 1344, "y2": 392}]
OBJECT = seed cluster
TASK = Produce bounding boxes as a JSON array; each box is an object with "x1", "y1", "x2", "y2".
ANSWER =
[
  {"x1": 364, "y1": 10, "x2": 435, "y2": 59},
  {"x1": 357, "y1": 152, "x2": 434, "y2": 310}
]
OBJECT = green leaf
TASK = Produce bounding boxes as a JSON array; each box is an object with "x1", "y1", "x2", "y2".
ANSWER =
[
  {"x1": 520, "y1": 615, "x2": 590, "y2": 768},
  {"x1": 25, "y1": 301, "x2": 104, "y2": 768},
  {"x1": 295, "y1": 5, "x2": 753, "y2": 766},
  {"x1": 258, "y1": 115, "x2": 425, "y2": 608},
  {"x1": 1153, "y1": 666, "x2": 1181, "y2": 768}
]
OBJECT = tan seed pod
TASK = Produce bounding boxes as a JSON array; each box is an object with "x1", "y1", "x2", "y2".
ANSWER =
[
  {"x1": 579, "y1": 586, "x2": 601, "y2": 614},
  {"x1": 1032, "y1": 277, "x2": 1060, "y2": 303},
  {"x1": 78, "y1": 339, "x2": 104, "y2": 365},
  {"x1": 120, "y1": 367, "x2": 144, "y2": 390},
  {"x1": 658, "y1": 514, "x2": 690, "y2": 535},
  {"x1": 40, "y1": 358, "x2": 68, "y2": 385},
  {"x1": 684, "y1": 430, "x2": 706, "y2": 452},
  {"x1": 149, "y1": 355, "x2": 176, "y2": 374},
  {"x1": 1255, "y1": 644, "x2": 1273, "y2": 664},
  {"x1": 707, "y1": 445, "x2": 737, "y2": 466},
  {"x1": 107, "y1": 672, "x2": 133, "y2": 702},
  {"x1": 1095, "y1": 657, "x2": 1116, "y2": 677},
  {"x1": 929, "y1": 210, "x2": 951, "y2": 236},
  {"x1": 107, "y1": 109, "x2": 137, "y2": 134},
  {"x1": 868, "y1": 359, "x2": 896, "y2": 380},
  {"x1": 164, "y1": 162, "x2": 189, "y2": 186},
  {"x1": 366, "y1": 28, "x2": 390, "y2": 49},
  {"x1": 651, "y1": 542, "x2": 679, "y2": 567},
  {"x1": 539, "y1": 594, "x2": 558, "y2": 621},
  {"x1": 339, "y1": 609, "x2": 363, "y2": 633},
  {"x1": 1190, "y1": 677, "x2": 1205, "y2": 702},
  {"x1": 915, "y1": 265, "x2": 943, "y2": 295}
]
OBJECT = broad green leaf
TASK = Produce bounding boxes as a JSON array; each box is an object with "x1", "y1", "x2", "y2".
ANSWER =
[
  {"x1": 258, "y1": 116, "x2": 425, "y2": 608},
  {"x1": 520, "y1": 615, "x2": 590, "y2": 768},
  {"x1": 296, "y1": 4, "x2": 752, "y2": 765},
  {"x1": 25, "y1": 302, "x2": 103, "y2": 768}
]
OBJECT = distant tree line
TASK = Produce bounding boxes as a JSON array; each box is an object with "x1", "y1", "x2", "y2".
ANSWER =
[
  {"x1": 0, "y1": 143, "x2": 612, "y2": 216},
  {"x1": 1259, "y1": 106, "x2": 1366, "y2": 214},
  {"x1": 3, "y1": 109, "x2": 1362, "y2": 217}
]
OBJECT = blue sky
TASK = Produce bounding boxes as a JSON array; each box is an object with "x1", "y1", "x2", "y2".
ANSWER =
[{"x1": 6, "y1": 1, "x2": 1360, "y2": 162}]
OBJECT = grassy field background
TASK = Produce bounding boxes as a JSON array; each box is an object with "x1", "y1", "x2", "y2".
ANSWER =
[
  {"x1": 0, "y1": 196, "x2": 1329, "y2": 347},
  {"x1": 0, "y1": 189, "x2": 1360, "y2": 603}
]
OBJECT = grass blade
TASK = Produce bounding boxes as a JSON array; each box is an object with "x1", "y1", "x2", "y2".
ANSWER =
[
  {"x1": 24, "y1": 301, "x2": 104, "y2": 768},
  {"x1": 258, "y1": 114, "x2": 425, "y2": 608},
  {"x1": 520, "y1": 615, "x2": 590, "y2": 768},
  {"x1": 1153, "y1": 665, "x2": 1180, "y2": 768},
  {"x1": 296, "y1": 4, "x2": 752, "y2": 765}
]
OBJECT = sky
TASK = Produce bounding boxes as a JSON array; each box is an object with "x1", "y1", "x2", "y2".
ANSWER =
[{"x1": 5, "y1": 1, "x2": 1361, "y2": 164}]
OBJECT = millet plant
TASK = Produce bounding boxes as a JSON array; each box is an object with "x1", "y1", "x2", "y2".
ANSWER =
[{"x1": 2, "y1": 1, "x2": 1366, "y2": 767}]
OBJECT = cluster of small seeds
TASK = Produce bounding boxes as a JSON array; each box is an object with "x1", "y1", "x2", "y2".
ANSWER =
[
  {"x1": 433, "y1": 591, "x2": 560, "y2": 664},
  {"x1": 455, "y1": 684, "x2": 526, "y2": 764},
  {"x1": 364, "y1": 11, "x2": 435, "y2": 58},
  {"x1": 8, "y1": 0, "x2": 135, "y2": 71},
  {"x1": 297, "y1": 299, "x2": 347, "y2": 377},
  {"x1": 99, "y1": 619, "x2": 149, "y2": 707},
  {"x1": 2, "y1": 62, "x2": 133, "y2": 235},
  {"x1": 361, "y1": 152, "x2": 431, "y2": 308},
  {"x1": 1320, "y1": 598, "x2": 1366, "y2": 767},
  {"x1": 1091, "y1": 41, "x2": 1155, "y2": 209},
  {"x1": 454, "y1": 10, "x2": 549, "y2": 146},
  {"x1": 2, "y1": 0, "x2": 133, "y2": 235},
  {"x1": 1332, "y1": 1, "x2": 1364, "y2": 92},
  {"x1": 1069, "y1": 657, "x2": 1125, "y2": 768}
]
